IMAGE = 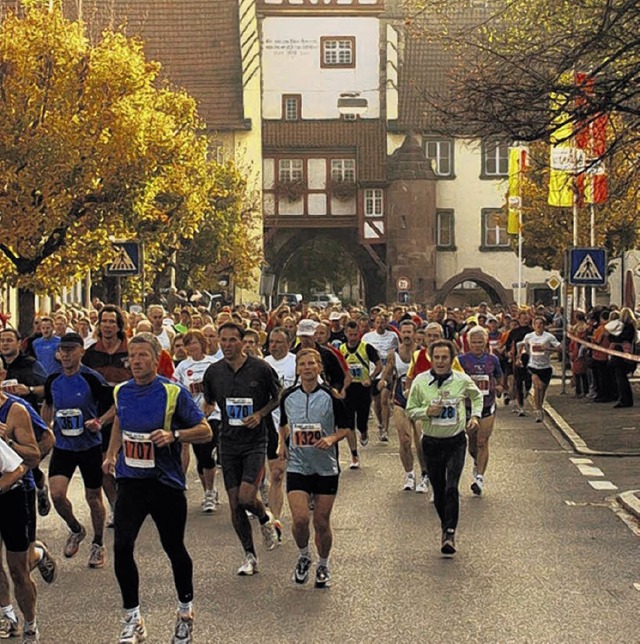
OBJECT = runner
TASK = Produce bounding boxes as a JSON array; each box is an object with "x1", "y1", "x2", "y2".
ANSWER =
[
  {"x1": 31, "y1": 317, "x2": 60, "y2": 376},
  {"x1": 278, "y1": 348, "x2": 349, "y2": 588},
  {"x1": 520, "y1": 317, "x2": 561, "y2": 422},
  {"x1": 147, "y1": 304, "x2": 175, "y2": 351},
  {"x1": 379, "y1": 320, "x2": 432, "y2": 496},
  {"x1": 102, "y1": 332, "x2": 211, "y2": 644},
  {"x1": 361, "y1": 314, "x2": 398, "y2": 442},
  {"x1": 338, "y1": 321, "x2": 381, "y2": 469},
  {"x1": 42, "y1": 333, "x2": 113, "y2": 568},
  {"x1": 0, "y1": 439, "x2": 37, "y2": 642},
  {"x1": 173, "y1": 330, "x2": 221, "y2": 513},
  {"x1": 203, "y1": 322, "x2": 281, "y2": 576},
  {"x1": 263, "y1": 328, "x2": 297, "y2": 541},
  {"x1": 505, "y1": 311, "x2": 533, "y2": 416},
  {"x1": 458, "y1": 326, "x2": 503, "y2": 495},
  {"x1": 406, "y1": 339, "x2": 483, "y2": 556}
]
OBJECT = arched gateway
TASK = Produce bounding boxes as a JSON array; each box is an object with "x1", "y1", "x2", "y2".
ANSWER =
[{"x1": 432, "y1": 268, "x2": 512, "y2": 306}]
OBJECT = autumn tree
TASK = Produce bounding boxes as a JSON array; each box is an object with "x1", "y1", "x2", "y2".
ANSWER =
[{"x1": 0, "y1": 0, "x2": 259, "y2": 332}]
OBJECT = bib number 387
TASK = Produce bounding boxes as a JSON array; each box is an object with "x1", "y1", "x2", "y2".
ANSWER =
[
  {"x1": 292, "y1": 423, "x2": 323, "y2": 447},
  {"x1": 226, "y1": 398, "x2": 254, "y2": 427}
]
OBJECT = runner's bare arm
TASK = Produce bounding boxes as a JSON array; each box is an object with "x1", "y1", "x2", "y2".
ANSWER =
[
  {"x1": 103, "y1": 416, "x2": 123, "y2": 475},
  {"x1": 6, "y1": 404, "x2": 41, "y2": 468}
]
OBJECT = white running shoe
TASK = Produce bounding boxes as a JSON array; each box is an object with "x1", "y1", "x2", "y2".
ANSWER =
[
  {"x1": 261, "y1": 512, "x2": 278, "y2": 551},
  {"x1": 415, "y1": 475, "x2": 430, "y2": 494},
  {"x1": 237, "y1": 552, "x2": 259, "y2": 576},
  {"x1": 349, "y1": 456, "x2": 360, "y2": 469},
  {"x1": 471, "y1": 474, "x2": 484, "y2": 496},
  {"x1": 517, "y1": 408, "x2": 526, "y2": 417},
  {"x1": 118, "y1": 615, "x2": 147, "y2": 644},
  {"x1": 535, "y1": 410, "x2": 544, "y2": 423},
  {"x1": 202, "y1": 491, "x2": 216, "y2": 513},
  {"x1": 402, "y1": 471, "x2": 415, "y2": 491}
]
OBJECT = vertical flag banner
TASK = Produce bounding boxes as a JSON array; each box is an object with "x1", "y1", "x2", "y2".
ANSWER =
[
  {"x1": 508, "y1": 146, "x2": 527, "y2": 234},
  {"x1": 548, "y1": 92, "x2": 577, "y2": 207},
  {"x1": 575, "y1": 71, "x2": 608, "y2": 205}
]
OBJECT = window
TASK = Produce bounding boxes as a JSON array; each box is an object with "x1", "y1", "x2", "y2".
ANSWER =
[
  {"x1": 482, "y1": 140, "x2": 509, "y2": 177},
  {"x1": 364, "y1": 189, "x2": 384, "y2": 216},
  {"x1": 424, "y1": 139, "x2": 454, "y2": 177},
  {"x1": 436, "y1": 209, "x2": 455, "y2": 249},
  {"x1": 321, "y1": 37, "x2": 356, "y2": 68},
  {"x1": 282, "y1": 94, "x2": 301, "y2": 121},
  {"x1": 481, "y1": 208, "x2": 511, "y2": 250},
  {"x1": 331, "y1": 159, "x2": 356, "y2": 182},
  {"x1": 278, "y1": 159, "x2": 303, "y2": 183}
]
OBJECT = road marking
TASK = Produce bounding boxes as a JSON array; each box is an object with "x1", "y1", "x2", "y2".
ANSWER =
[
  {"x1": 588, "y1": 480, "x2": 618, "y2": 491},
  {"x1": 576, "y1": 465, "x2": 604, "y2": 477},
  {"x1": 570, "y1": 457, "x2": 593, "y2": 464}
]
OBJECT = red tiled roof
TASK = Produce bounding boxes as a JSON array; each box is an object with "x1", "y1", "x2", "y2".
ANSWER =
[{"x1": 262, "y1": 119, "x2": 387, "y2": 183}]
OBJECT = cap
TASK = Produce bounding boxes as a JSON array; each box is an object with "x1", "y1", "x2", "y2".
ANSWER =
[
  {"x1": 59, "y1": 332, "x2": 84, "y2": 348},
  {"x1": 297, "y1": 319, "x2": 318, "y2": 337},
  {"x1": 328, "y1": 311, "x2": 341, "y2": 321}
]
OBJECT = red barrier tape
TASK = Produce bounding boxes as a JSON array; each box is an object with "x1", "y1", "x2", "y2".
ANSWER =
[{"x1": 567, "y1": 332, "x2": 640, "y2": 363}]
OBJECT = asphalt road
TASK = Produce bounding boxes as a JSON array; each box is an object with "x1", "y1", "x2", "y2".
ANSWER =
[{"x1": 29, "y1": 405, "x2": 640, "y2": 643}]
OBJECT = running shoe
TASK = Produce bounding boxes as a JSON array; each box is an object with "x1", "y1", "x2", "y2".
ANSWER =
[
  {"x1": 107, "y1": 509, "x2": 115, "y2": 529},
  {"x1": 415, "y1": 475, "x2": 430, "y2": 495},
  {"x1": 118, "y1": 615, "x2": 147, "y2": 644},
  {"x1": 36, "y1": 486, "x2": 51, "y2": 517},
  {"x1": 88, "y1": 543, "x2": 106, "y2": 569},
  {"x1": 261, "y1": 512, "x2": 278, "y2": 551},
  {"x1": 35, "y1": 540, "x2": 58, "y2": 583},
  {"x1": 349, "y1": 456, "x2": 360, "y2": 470},
  {"x1": 21, "y1": 625, "x2": 39, "y2": 643},
  {"x1": 202, "y1": 491, "x2": 216, "y2": 514},
  {"x1": 0, "y1": 616, "x2": 19, "y2": 638},
  {"x1": 503, "y1": 395, "x2": 510, "y2": 406},
  {"x1": 471, "y1": 475, "x2": 484, "y2": 496},
  {"x1": 403, "y1": 471, "x2": 416, "y2": 491},
  {"x1": 292, "y1": 555, "x2": 312, "y2": 585},
  {"x1": 273, "y1": 519, "x2": 284, "y2": 544},
  {"x1": 314, "y1": 565, "x2": 331, "y2": 589},
  {"x1": 237, "y1": 552, "x2": 258, "y2": 576},
  {"x1": 359, "y1": 432, "x2": 369, "y2": 447},
  {"x1": 441, "y1": 530, "x2": 456, "y2": 556},
  {"x1": 63, "y1": 525, "x2": 86, "y2": 558},
  {"x1": 379, "y1": 429, "x2": 389, "y2": 443},
  {"x1": 535, "y1": 410, "x2": 544, "y2": 423},
  {"x1": 172, "y1": 612, "x2": 194, "y2": 643},
  {"x1": 517, "y1": 408, "x2": 526, "y2": 417}
]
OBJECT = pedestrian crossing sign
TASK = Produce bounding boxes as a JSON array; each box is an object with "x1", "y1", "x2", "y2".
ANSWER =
[
  {"x1": 105, "y1": 241, "x2": 141, "y2": 277},
  {"x1": 569, "y1": 248, "x2": 606, "y2": 286}
]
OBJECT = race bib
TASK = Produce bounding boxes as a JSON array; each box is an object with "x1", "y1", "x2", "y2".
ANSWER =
[
  {"x1": 188, "y1": 380, "x2": 204, "y2": 395},
  {"x1": 292, "y1": 423, "x2": 323, "y2": 448},
  {"x1": 56, "y1": 409, "x2": 84, "y2": 437},
  {"x1": 531, "y1": 343, "x2": 546, "y2": 354},
  {"x1": 432, "y1": 398, "x2": 458, "y2": 426},
  {"x1": 122, "y1": 431, "x2": 155, "y2": 469},
  {"x1": 349, "y1": 365, "x2": 363, "y2": 379},
  {"x1": 226, "y1": 397, "x2": 254, "y2": 426},
  {"x1": 471, "y1": 375, "x2": 490, "y2": 396}
]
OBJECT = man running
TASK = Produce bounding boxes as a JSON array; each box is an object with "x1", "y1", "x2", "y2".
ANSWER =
[
  {"x1": 147, "y1": 305, "x2": 175, "y2": 351},
  {"x1": 278, "y1": 348, "x2": 349, "y2": 588},
  {"x1": 458, "y1": 326, "x2": 503, "y2": 495},
  {"x1": 103, "y1": 333, "x2": 211, "y2": 644},
  {"x1": 406, "y1": 340, "x2": 482, "y2": 556},
  {"x1": 31, "y1": 317, "x2": 60, "y2": 376},
  {"x1": 42, "y1": 333, "x2": 113, "y2": 568},
  {"x1": 379, "y1": 320, "x2": 431, "y2": 495},
  {"x1": 203, "y1": 322, "x2": 281, "y2": 576}
]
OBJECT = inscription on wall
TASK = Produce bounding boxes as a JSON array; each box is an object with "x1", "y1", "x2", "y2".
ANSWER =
[{"x1": 264, "y1": 37, "x2": 319, "y2": 56}]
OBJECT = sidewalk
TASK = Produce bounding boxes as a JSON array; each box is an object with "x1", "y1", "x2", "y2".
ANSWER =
[{"x1": 543, "y1": 375, "x2": 640, "y2": 521}]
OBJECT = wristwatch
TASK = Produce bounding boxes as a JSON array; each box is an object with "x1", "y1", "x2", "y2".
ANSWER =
[
  {"x1": 28, "y1": 386, "x2": 34, "y2": 394},
  {"x1": 173, "y1": 430, "x2": 181, "y2": 442}
]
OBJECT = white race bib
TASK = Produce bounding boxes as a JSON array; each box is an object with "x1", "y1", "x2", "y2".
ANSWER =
[
  {"x1": 225, "y1": 397, "x2": 254, "y2": 426},
  {"x1": 292, "y1": 423, "x2": 323, "y2": 448},
  {"x1": 349, "y1": 365, "x2": 363, "y2": 379},
  {"x1": 471, "y1": 375, "x2": 490, "y2": 396},
  {"x1": 122, "y1": 431, "x2": 155, "y2": 469},
  {"x1": 56, "y1": 409, "x2": 84, "y2": 437},
  {"x1": 432, "y1": 398, "x2": 458, "y2": 426}
]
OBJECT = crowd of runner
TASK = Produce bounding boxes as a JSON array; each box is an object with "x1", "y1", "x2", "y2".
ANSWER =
[{"x1": 0, "y1": 297, "x2": 636, "y2": 643}]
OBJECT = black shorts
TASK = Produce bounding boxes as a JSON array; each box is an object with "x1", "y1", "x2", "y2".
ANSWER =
[
  {"x1": 528, "y1": 366, "x2": 553, "y2": 386},
  {"x1": 267, "y1": 427, "x2": 279, "y2": 461},
  {"x1": 371, "y1": 379, "x2": 391, "y2": 397},
  {"x1": 220, "y1": 445, "x2": 266, "y2": 490},
  {"x1": 49, "y1": 446, "x2": 104, "y2": 489},
  {"x1": 26, "y1": 488, "x2": 36, "y2": 543},
  {"x1": 287, "y1": 472, "x2": 339, "y2": 496},
  {"x1": 0, "y1": 486, "x2": 30, "y2": 552},
  {"x1": 192, "y1": 420, "x2": 219, "y2": 472}
]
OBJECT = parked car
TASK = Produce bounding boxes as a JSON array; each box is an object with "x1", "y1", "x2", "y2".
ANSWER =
[{"x1": 308, "y1": 293, "x2": 341, "y2": 309}]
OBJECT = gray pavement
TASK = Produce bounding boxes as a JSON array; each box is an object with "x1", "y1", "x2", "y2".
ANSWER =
[{"x1": 26, "y1": 400, "x2": 640, "y2": 643}]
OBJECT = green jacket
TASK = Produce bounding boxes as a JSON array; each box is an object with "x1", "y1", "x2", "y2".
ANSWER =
[{"x1": 406, "y1": 369, "x2": 483, "y2": 438}]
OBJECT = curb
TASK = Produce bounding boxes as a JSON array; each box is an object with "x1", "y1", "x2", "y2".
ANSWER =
[
  {"x1": 617, "y1": 490, "x2": 640, "y2": 521},
  {"x1": 543, "y1": 399, "x2": 640, "y2": 457}
]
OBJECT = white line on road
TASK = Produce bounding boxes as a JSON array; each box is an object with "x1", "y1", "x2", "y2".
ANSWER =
[
  {"x1": 588, "y1": 480, "x2": 618, "y2": 491},
  {"x1": 576, "y1": 465, "x2": 604, "y2": 477}
]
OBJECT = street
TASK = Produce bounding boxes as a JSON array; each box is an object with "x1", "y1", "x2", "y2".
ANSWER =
[{"x1": 32, "y1": 405, "x2": 640, "y2": 643}]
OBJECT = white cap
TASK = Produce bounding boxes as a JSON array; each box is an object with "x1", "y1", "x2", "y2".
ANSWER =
[
  {"x1": 297, "y1": 319, "x2": 318, "y2": 337},
  {"x1": 329, "y1": 311, "x2": 342, "y2": 321}
]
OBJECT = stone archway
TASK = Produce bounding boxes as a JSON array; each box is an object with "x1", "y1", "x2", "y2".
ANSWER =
[
  {"x1": 431, "y1": 268, "x2": 512, "y2": 306},
  {"x1": 265, "y1": 228, "x2": 386, "y2": 306}
]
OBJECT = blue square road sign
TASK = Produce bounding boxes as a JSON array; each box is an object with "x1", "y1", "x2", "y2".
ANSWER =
[
  {"x1": 105, "y1": 241, "x2": 141, "y2": 277},
  {"x1": 569, "y1": 248, "x2": 606, "y2": 286}
]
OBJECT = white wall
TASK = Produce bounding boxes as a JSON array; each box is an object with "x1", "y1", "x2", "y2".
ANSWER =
[{"x1": 262, "y1": 17, "x2": 380, "y2": 119}]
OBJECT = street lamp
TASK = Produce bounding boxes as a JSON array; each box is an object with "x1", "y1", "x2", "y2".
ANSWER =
[{"x1": 337, "y1": 91, "x2": 368, "y2": 117}]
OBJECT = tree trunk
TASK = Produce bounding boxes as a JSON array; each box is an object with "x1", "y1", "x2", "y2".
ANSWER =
[{"x1": 18, "y1": 288, "x2": 35, "y2": 338}]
